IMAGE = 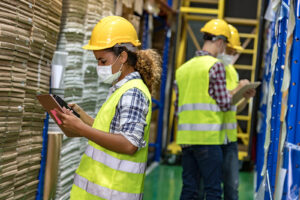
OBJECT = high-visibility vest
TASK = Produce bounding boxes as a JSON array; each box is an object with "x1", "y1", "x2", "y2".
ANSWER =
[
  {"x1": 224, "y1": 64, "x2": 239, "y2": 142},
  {"x1": 70, "y1": 79, "x2": 151, "y2": 200},
  {"x1": 176, "y1": 55, "x2": 236, "y2": 145}
]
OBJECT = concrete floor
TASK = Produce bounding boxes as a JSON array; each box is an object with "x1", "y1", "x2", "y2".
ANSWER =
[{"x1": 144, "y1": 164, "x2": 254, "y2": 200}]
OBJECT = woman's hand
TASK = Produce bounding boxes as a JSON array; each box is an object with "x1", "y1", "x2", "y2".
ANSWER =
[
  {"x1": 55, "y1": 107, "x2": 139, "y2": 154},
  {"x1": 55, "y1": 107, "x2": 86, "y2": 137},
  {"x1": 68, "y1": 103, "x2": 94, "y2": 126},
  {"x1": 68, "y1": 103, "x2": 83, "y2": 115}
]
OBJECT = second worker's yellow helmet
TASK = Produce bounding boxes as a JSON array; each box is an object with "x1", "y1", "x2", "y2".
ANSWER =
[
  {"x1": 200, "y1": 19, "x2": 231, "y2": 41},
  {"x1": 83, "y1": 16, "x2": 141, "y2": 50},
  {"x1": 227, "y1": 24, "x2": 244, "y2": 51}
]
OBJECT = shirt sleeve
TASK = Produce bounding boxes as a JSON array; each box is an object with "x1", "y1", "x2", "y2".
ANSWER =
[
  {"x1": 208, "y1": 62, "x2": 232, "y2": 111},
  {"x1": 114, "y1": 88, "x2": 149, "y2": 148}
]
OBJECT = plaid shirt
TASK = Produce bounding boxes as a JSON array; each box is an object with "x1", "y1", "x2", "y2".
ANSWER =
[
  {"x1": 106, "y1": 72, "x2": 149, "y2": 148},
  {"x1": 196, "y1": 50, "x2": 232, "y2": 111},
  {"x1": 174, "y1": 50, "x2": 231, "y2": 114}
]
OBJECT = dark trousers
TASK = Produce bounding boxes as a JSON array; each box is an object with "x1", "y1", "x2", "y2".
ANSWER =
[
  {"x1": 222, "y1": 142, "x2": 239, "y2": 200},
  {"x1": 198, "y1": 142, "x2": 239, "y2": 200},
  {"x1": 180, "y1": 145, "x2": 223, "y2": 200}
]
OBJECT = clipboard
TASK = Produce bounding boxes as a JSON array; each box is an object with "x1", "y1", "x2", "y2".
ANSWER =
[
  {"x1": 37, "y1": 94, "x2": 80, "y2": 127},
  {"x1": 232, "y1": 81, "x2": 261, "y2": 105}
]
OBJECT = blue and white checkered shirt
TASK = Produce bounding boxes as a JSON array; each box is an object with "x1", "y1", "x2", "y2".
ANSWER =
[{"x1": 106, "y1": 72, "x2": 149, "y2": 148}]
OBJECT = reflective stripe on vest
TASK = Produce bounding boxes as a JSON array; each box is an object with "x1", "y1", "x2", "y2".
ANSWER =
[
  {"x1": 176, "y1": 55, "x2": 227, "y2": 144},
  {"x1": 73, "y1": 174, "x2": 143, "y2": 200},
  {"x1": 179, "y1": 103, "x2": 237, "y2": 113},
  {"x1": 70, "y1": 79, "x2": 151, "y2": 199},
  {"x1": 84, "y1": 144, "x2": 146, "y2": 174},
  {"x1": 178, "y1": 123, "x2": 237, "y2": 131}
]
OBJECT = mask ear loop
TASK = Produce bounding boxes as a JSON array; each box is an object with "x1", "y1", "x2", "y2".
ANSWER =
[
  {"x1": 119, "y1": 63, "x2": 124, "y2": 73},
  {"x1": 111, "y1": 54, "x2": 121, "y2": 74},
  {"x1": 111, "y1": 54, "x2": 120, "y2": 66}
]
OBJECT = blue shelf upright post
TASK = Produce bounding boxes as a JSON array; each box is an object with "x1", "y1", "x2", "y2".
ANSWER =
[
  {"x1": 36, "y1": 113, "x2": 49, "y2": 200},
  {"x1": 154, "y1": 27, "x2": 171, "y2": 161},
  {"x1": 143, "y1": 1, "x2": 173, "y2": 162}
]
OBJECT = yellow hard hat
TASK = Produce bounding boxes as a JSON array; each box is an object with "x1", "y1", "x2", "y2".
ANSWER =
[
  {"x1": 200, "y1": 19, "x2": 231, "y2": 40},
  {"x1": 227, "y1": 24, "x2": 244, "y2": 51},
  {"x1": 83, "y1": 16, "x2": 141, "y2": 50}
]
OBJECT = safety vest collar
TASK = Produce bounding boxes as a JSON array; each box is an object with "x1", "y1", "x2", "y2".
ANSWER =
[{"x1": 74, "y1": 174, "x2": 143, "y2": 200}]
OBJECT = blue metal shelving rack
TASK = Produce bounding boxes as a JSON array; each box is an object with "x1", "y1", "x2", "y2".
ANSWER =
[
  {"x1": 143, "y1": 1, "x2": 173, "y2": 162},
  {"x1": 256, "y1": 0, "x2": 300, "y2": 199},
  {"x1": 283, "y1": 0, "x2": 300, "y2": 198}
]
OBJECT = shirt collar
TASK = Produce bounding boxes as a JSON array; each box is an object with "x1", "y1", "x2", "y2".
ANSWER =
[
  {"x1": 195, "y1": 50, "x2": 213, "y2": 57},
  {"x1": 107, "y1": 71, "x2": 142, "y2": 98}
]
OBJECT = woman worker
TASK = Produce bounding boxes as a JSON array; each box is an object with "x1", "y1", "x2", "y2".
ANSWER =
[{"x1": 55, "y1": 16, "x2": 161, "y2": 200}]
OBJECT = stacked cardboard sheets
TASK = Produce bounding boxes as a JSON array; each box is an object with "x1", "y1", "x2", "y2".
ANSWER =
[
  {"x1": 54, "y1": 135, "x2": 82, "y2": 200},
  {"x1": 53, "y1": 1, "x2": 114, "y2": 199},
  {"x1": 82, "y1": 0, "x2": 111, "y2": 117},
  {"x1": 57, "y1": 0, "x2": 87, "y2": 105},
  {"x1": 0, "y1": 0, "x2": 62, "y2": 199},
  {"x1": 54, "y1": 1, "x2": 87, "y2": 199}
]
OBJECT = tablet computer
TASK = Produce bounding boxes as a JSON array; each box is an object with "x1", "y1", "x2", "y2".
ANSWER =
[
  {"x1": 37, "y1": 94, "x2": 80, "y2": 126},
  {"x1": 232, "y1": 81, "x2": 261, "y2": 105}
]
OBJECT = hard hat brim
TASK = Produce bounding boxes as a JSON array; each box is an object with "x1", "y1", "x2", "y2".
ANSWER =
[
  {"x1": 234, "y1": 46, "x2": 244, "y2": 52},
  {"x1": 82, "y1": 42, "x2": 141, "y2": 51},
  {"x1": 82, "y1": 44, "x2": 107, "y2": 50}
]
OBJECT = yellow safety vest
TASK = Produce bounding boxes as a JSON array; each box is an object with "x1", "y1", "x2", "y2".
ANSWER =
[
  {"x1": 176, "y1": 55, "x2": 236, "y2": 145},
  {"x1": 70, "y1": 79, "x2": 152, "y2": 200},
  {"x1": 224, "y1": 64, "x2": 239, "y2": 142}
]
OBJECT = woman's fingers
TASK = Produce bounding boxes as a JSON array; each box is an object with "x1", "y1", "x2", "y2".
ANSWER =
[
  {"x1": 68, "y1": 103, "x2": 75, "y2": 107},
  {"x1": 54, "y1": 108, "x2": 66, "y2": 120},
  {"x1": 68, "y1": 103, "x2": 81, "y2": 113},
  {"x1": 62, "y1": 107, "x2": 70, "y2": 114}
]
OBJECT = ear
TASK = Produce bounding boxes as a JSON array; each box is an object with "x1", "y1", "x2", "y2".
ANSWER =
[
  {"x1": 213, "y1": 39, "x2": 221, "y2": 48},
  {"x1": 120, "y1": 51, "x2": 128, "y2": 64},
  {"x1": 217, "y1": 39, "x2": 223, "y2": 46},
  {"x1": 219, "y1": 39, "x2": 226, "y2": 50}
]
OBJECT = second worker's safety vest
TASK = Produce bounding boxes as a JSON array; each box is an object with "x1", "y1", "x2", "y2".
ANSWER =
[
  {"x1": 224, "y1": 64, "x2": 239, "y2": 142},
  {"x1": 175, "y1": 55, "x2": 235, "y2": 145},
  {"x1": 70, "y1": 79, "x2": 151, "y2": 200}
]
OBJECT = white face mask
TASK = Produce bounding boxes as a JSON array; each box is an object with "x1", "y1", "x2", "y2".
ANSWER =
[
  {"x1": 217, "y1": 53, "x2": 235, "y2": 66},
  {"x1": 97, "y1": 55, "x2": 123, "y2": 84}
]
